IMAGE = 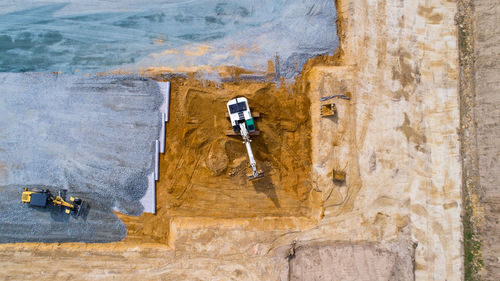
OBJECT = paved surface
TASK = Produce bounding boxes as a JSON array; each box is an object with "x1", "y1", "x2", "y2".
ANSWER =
[
  {"x1": 474, "y1": 0, "x2": 500, "y2": 279},
  {"x1": 0, "y1": 74, "x2": 163, "y2": 243}
]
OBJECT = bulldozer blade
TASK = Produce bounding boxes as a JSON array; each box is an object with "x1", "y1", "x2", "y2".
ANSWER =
[
  {"x1": 75, "y1": 201, "x2": 87, "y2": 217},
  {"x1": 248, "y1": 172, "x2": 265, "y2": 181}
]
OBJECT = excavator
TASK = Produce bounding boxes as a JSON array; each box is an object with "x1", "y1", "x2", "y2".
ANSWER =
[
  {"x1": 21, "y1": 187, "x2": 86, "y2": 217},
  {"x1": 227, "y1": 97, "x2": 264, "y2": 181}
]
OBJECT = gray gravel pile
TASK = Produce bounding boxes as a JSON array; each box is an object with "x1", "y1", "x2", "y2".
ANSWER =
[{"x1": 0, "y1": 73, "x2": 163, "y2": 243}]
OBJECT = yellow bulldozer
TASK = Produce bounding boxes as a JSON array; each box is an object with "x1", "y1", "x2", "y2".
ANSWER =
[{"x1": 21, "y1": 187, "x2": 86, "y2": 217}]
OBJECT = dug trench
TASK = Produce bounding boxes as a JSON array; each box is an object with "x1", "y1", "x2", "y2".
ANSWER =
[{"x1": 117, "y1": 74, "x2": 321, "y2": 243}]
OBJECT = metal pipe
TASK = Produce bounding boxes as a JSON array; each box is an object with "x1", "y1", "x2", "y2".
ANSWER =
[
  {"x1": 160, "y1": 113, "x2": 165, "y2": 153},
  {"x1": 165, "y1": 82, "x2": 170, "y2": 122},
  {"x1": 151, "y1": 172, "x2": 156, "y2": 214},
  {"x1": 141, "y1": 171, "x2": 156, "y2": 214},
  {"x1": 155, "y1": 140, "x2": 159, "y2": 181}
]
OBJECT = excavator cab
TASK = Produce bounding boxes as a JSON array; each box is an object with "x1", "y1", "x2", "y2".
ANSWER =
[{"x1": 227, "y1": 97, "x2": 256, "y2": 133}]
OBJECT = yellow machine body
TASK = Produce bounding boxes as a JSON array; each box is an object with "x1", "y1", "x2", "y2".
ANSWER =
[
  {"x1": 21, "y1": 189, "x2": 36, "y2": 204},
  {"x1": 21, "y1": 187, "x2": 85, "y2": 216},
  {"x1": 52, "y1": 196, "x2": 76, "y2": 209}
]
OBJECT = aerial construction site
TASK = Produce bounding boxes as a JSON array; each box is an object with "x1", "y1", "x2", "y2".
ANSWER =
[{"x1": 0, "y1": 0, "x2": 499, "y2": 280}]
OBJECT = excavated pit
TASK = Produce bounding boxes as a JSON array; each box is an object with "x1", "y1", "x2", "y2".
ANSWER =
[
  {"x1": 159, "y1": 77, "x2": 314, "y2": 217},
  {"x1": 116, "y1": 75, "x2": 319, "y2": 243}
]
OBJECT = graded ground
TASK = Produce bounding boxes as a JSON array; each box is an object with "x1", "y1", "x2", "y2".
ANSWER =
[{"x1": 2, "y1": 0, "x2": 496, "y2": 280}]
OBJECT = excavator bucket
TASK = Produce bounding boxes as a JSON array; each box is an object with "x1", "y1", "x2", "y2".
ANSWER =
[
  {"x1": 76, "y1": 201, "x2": 88, "y2": 217},
  {"x1": 248, "y1": 171, "x2": 265, "y2": 181},
  {"x1": 70, "y1": 197, "x2": 86, "y2": 217}
]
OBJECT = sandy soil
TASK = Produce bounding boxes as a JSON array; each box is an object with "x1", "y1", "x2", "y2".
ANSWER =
[
  {"x1": 0, "y1": 0, "x2": 470, "y2": 280},
  {"x1": 158, "y1": 77, "x2": 314, "y2": 217}
]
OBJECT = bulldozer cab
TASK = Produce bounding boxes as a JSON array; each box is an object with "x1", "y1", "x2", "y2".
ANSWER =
[
  {"x1": 21, "y1": 188, "x2": 50, "y2": 207},
  {"x1": 27, "y1": 193, "x2": 49, "y2": 207}
]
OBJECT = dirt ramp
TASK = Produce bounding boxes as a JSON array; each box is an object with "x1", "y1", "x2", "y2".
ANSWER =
[{"x1": 158, "y1": 78, "x2": 314, "y2": 218}]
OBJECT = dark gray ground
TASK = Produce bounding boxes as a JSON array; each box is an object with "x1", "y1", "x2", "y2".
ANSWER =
[{"x1": 0, "y1": 74, "x2": 163, "y2": 243}]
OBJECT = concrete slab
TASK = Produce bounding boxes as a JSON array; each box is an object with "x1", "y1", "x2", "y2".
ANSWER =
[
  {"x1": 140, "y1": 173, "x2": 156, "y2": 214},
  {"x1": 158, "y1": 81, "x2": 170, "y2": 154}
]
